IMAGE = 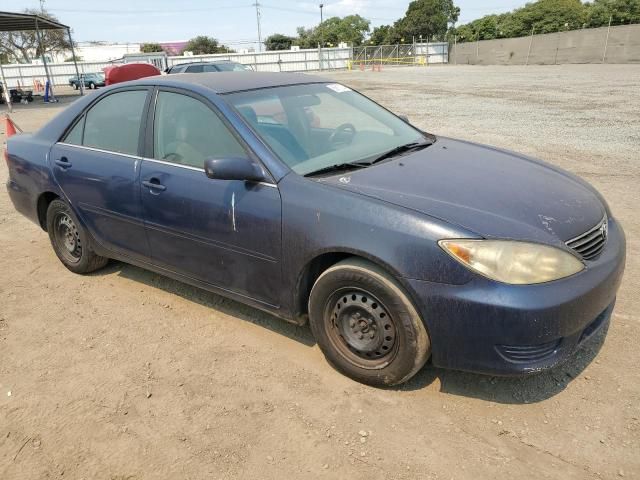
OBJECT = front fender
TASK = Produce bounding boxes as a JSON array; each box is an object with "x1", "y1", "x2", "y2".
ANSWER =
[{"x1": 279, "y1": 174, "x2": 478, "y2": 315}]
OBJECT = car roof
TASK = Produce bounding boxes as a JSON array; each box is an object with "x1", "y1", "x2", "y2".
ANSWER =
[
  {"x1": 173, "y1": 60, "x2": 242, "y2": 67},
  {"x1": 132, "y1": 71, "x2": 331, "y2": 94}
]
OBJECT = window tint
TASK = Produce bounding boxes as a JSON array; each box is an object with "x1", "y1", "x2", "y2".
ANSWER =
[
  {"x1": 185, "y1": 65, "x2": 204, "y2": 73},
  {"x1": 83, "y1": 90, "x2": 147, "y2": 155},
  {"x1": 153, "y1": 91, "x2": 246, "y2": 168},
  {"x1": 202, "y1": 65, "x2": 219, "y2": 72},
  {"x1": 229, "y1": 84, "x2": 424, "y2": 175},
  {"x1": 63, "y1": 116, "x2": 84, "y2": 145},
  {"x1": 237, "y1": 94, "x2": 288, "y2": 126},
  {"x1": 305, "y1": 92, "x2": 393, "y2": 134}
]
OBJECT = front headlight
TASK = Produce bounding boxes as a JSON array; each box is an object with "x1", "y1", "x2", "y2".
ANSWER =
[{"x1": 439, "y1": 239, "x2": 584, "y2": 285}]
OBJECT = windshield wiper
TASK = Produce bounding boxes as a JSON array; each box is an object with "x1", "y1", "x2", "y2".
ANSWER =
[
  {"x1": 304, "y1": 140, "x2": 434, "y2": 178},
  {"x1": 368, "y1": 140, "x2": 434, "y2": 165},
  {"x1": 304, "y1": 162, "x2": 370, "y2": 177}
]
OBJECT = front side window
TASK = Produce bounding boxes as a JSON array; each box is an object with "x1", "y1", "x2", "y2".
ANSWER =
[
  {"x1": 82, "y1": 90, "x2": 147, "y2": 155},
  {"x1": 227, "y1": 83, "x2": 425, "y2": 175},
  {"x1": 153, "y1": 91, "x2": 246, "y2": 169}
]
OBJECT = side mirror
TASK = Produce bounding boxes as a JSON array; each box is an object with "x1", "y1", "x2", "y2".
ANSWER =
[
  {"x1": 204, "y1": 157, "x2": 266, "y2": 183},
  {"x1": 399, "y1": 114, "x2": 410, "y2": 123}
]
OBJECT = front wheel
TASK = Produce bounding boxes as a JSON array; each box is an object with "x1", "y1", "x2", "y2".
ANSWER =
[
  {"x1": 309, "y1": 258, "x2": 431, "y2": 387},
  {"x1": 46, "y1": 199, "x2": 109, "y2": 274}
]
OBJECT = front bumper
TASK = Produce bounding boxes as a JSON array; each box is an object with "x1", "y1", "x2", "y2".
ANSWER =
[{"x1": 406, "y1": 217, "x2": 626, "y2": 376}]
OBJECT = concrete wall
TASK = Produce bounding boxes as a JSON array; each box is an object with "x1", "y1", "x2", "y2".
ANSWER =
[{"x1": 451, "y1": 24, "x2": 640, "y2": 65}]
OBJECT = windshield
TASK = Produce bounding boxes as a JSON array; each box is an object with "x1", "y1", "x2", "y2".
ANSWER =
[{"x1": 226, "y1": 83, "x2": 426, "y2": 176}]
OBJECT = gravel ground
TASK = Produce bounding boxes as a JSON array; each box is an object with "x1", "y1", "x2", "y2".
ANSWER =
[{"x1": 1, "y1": 64, "x2": 639, "y2": 479}]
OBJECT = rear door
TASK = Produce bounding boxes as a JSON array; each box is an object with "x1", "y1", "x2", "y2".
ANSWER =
[
  {"x1": 139, "y1": 88, "x2": 282, "y2": 305},
  {"x1": 50, "y1": 87, "x2": 152, "y2": 261}
]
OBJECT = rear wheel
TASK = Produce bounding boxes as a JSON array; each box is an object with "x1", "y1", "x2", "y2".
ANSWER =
[
  {"x1": 72, "y1": 83, "x2": 78, "y2": 90},
  {"x1": 46, "y1": 199, "x2": 108, "y2": 274},
  {"x1": 309, "y1": 258, "x2": 430, "y2": 387}
]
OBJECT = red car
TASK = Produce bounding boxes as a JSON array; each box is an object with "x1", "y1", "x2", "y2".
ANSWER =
[{"x1": 103, "y1": 63, "x2": 160, "y2": 86}]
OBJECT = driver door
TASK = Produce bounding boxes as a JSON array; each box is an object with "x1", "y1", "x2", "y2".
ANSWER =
[{"x1": 139, "y1": 89, "x2": 282, "y2": 305}]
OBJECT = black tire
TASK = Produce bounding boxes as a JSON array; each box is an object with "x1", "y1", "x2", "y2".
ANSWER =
[
  {"x1": 309, "y1": 258, "x2": 431, "y2": 387},
  {"x1": 89, "y1": 82, "x2": 95, "y2": 90},
  {"x1": 72, "y1": 83, "x2": 78, "y2": 90},
  {"x1": 46, "y1": 199, "x2": 108, "y2": 274}
]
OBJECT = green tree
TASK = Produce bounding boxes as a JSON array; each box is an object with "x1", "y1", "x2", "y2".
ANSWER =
[
  {"x1": 140, "y1": 42, "x2": 164, "y2": 53},
  {"x1": 0, "y1": 9, "x2": 72, "y2": 63},
  {"x1": 454, "y1": 14, "x2": 510, "y2": 41},
  {"x1": 295, "y1": 15, "x2": 371, "y2": 48},
  {"x1": 510, "y1": 0, "x2": 587, "y2": 35},
  {"x1": 295, "y1": 27, "x2": 314, "y2": 49},
  {"x1": 455, "y1": 0, "x2": 603, "y2": 42},
  {"x1": 585, "y1": 0, "x2": 640, "y2": 27},
  {"x1": 265, "y1": 34, "x2": 295, "y2": 50},
  {"x1": 332, "y1": 14, "x2": 371, "y2": 45},
  {"x1": 184, "y1": 36, "x2": 228, "y2": 54},
  {"x1": 396, "y1": 0, "x2": 460, "y2": 41},
  {"x1": 369, "y1": 25, "x2": 393, "y2": 45}
]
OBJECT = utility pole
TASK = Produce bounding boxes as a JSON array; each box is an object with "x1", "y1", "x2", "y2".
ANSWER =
[
  {"x1": 40, "y1": 0, "x2": 45, "y2": 12},
  {"x1": 253, "y1": 1, "x2": 262, "y2": 52},
  {"x1": 319, "y1": 3, "x2": 324, "y2": 47},
  {"x1": 319, "y1": 3, "x2": 324, "y2": 71}
]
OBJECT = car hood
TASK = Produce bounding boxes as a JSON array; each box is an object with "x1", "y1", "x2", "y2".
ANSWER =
[{"x1": 318, "y1": 137, "x2": 605, "y2": 246}]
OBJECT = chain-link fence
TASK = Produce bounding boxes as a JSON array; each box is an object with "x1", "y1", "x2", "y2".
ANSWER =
[{"x1": 351, "y1": 43, "x2": 448, "y2": 68}]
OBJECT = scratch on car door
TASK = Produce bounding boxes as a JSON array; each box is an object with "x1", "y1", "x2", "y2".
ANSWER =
[{"x1": 231, "y1": 191, "x2": 237, "y2": 232}]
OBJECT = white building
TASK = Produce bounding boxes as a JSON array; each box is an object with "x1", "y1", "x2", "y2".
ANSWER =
[{"x1": 49, "y1": 42, "x2": 142, "y2": 63}]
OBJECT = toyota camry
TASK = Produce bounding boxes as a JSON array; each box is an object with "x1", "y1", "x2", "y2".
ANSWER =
[{"x1": 5, "y1": 72, "x2": 626, "y2": 386}]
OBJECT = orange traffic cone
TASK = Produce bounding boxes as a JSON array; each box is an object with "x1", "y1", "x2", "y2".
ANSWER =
[{"x1": 4, "y1": 115, "x2": 21, "y2": 138}]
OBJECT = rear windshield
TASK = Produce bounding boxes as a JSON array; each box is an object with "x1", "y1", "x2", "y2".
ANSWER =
[{"x1": 216, "y1": 63, "x2": 251, "y2": 72}]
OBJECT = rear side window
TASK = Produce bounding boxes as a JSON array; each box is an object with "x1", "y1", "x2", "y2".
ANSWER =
[
  {"x1": 63, "y1": 117, "x2": 84, "y2": 145},
  {"x1": 185, "y1": 65, "x2": 204, "y2": 73},
  {"x1": 81, "y1": 90, "x2": 147, "y2": 155}
]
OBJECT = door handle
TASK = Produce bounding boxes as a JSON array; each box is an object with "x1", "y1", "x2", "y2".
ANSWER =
[
  {"x1": 142, "y1": 179, "x2": 167, "y2": 192},
  {"x1": 55, "y1": 157, "x2": 72, "y2": 169}
]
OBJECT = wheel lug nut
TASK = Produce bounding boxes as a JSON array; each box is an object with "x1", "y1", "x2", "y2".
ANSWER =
[
  {"x1": 358, "y1": 333, "x2": 364, "y2": 340},
  {"x1": 349, "y1": 319, "x2": 356, "y2": 328},
  {"x1": 370, "y1": 332, "x2": 375, "y2": 339}
]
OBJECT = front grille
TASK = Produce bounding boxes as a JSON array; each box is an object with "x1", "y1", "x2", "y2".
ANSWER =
[
  {"x1": 496, "y1": 339, "x2": 562, "y2": 363},
  {"x1": 566, "y1": 216, "x2": 608, "y2": 260}
]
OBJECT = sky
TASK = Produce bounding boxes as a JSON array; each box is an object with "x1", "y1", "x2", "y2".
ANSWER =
[{"x1": 13, "y1": 0, "x2": 529, "y2": 48}]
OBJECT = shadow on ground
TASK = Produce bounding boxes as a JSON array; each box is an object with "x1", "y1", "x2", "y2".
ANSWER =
[
  {"x1": 95, "y1": 261, "x2": 608, "y2": 405},
  {"x1": 96, "y1": 261, "x2": 316, "y2": 347}
]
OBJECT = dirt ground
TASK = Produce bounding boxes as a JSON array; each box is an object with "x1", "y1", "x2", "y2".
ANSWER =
[{"x1": 1, "y1": 64, "x2": 638, "y2": 479}]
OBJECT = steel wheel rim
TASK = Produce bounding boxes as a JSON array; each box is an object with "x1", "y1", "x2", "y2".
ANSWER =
[
  {"x1": 53, "y1": 212, "x2": 82, "y2": 264},
  {"x1": 324, "y1": 288, "x2": 398, "y2": 369}
]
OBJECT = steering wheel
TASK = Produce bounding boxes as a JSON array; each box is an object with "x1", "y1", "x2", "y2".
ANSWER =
[
  {"x1": 329, "y1": 123, "x2": 357, "y2": 147},
  {"x1": 163, "y1": 152, "x2": 183, "y2": 163}
]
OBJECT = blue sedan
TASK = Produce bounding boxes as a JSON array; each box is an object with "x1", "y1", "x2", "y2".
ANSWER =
[{"x1": 5, "y1": 72, "x2": 626, "y2": 386}]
